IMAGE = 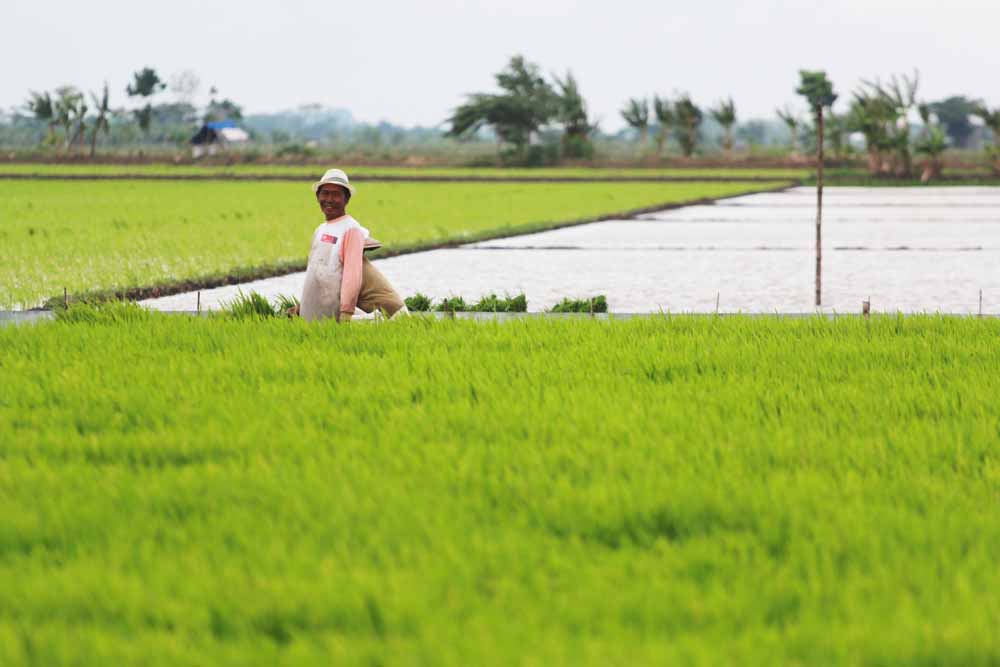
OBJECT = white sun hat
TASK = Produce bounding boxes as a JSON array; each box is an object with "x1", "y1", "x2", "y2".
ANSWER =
[{"x1": 312, "y1": 168, "x2": 355, "y2": 197}]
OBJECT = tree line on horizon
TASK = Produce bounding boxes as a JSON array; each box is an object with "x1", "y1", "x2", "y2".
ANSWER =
[
  {"x1": 17, "y1": 67, "x2": 244, "y2": 157},
  {"x1": 447, "y1": 56, "x2": 1000, "y2": 175},
  {"x1": 6, "y1": 57, "x2": 1000, "y2": 175}
]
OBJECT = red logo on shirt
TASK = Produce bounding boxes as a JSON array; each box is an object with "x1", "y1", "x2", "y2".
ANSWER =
[{"x1": 320, "y1": 234, "x2": 338, "y2": 244}]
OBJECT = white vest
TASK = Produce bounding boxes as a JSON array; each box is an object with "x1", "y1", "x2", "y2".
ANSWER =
[{"x1": 300, "y1": 216, "x2": 371, "y2": 321}]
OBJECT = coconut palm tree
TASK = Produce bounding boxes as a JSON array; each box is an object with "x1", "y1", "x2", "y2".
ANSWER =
[
  {"x1": 915, "y1": 127, "x2": 947, "y2": 182},
  {"x1": 825, "y1": 112, "x2": 849, "y2": 161},
  {"x1": 673, "y1": 95, "x2": 702, "y2": 157},
  {"x1": 859, "y1": 71, "x2": 919, "y2": 176},
  {"x1": 795, "y1": 70, "x2": 837, "y2": 307},
  {"x1": 552, "y1": 71, "x2": 596, "y2": 159},
  {"x1": 89, "y1": 83, "x2": 111, "y2": 158},
  {"x1": 620, "y1": 98, "x2": 649, "y2": 149},
  {"x1": 652, "y1": 96, "x2": 673, "y2": 157},
  {"x1": 53, "y1": 86, "x2": 86, "y2": 153},
  {"x1": 847, "y1": 93, "x2": 894, "y2": 174},
  {"x1": 710, "y1": 98, "x2": 737, "y2": 156},
  {"x1": 24, "y1": 91, "x2": 56, "y2": 147},
  {"x1": 973, "y1": 104, "x2": 1000, "y2": 175},
  {"x1": 126, "y1": 67, "x2": 166, "y2": 139},
  {"x1": 776, "y1": 106, "x2": 801, "y2": 156}
]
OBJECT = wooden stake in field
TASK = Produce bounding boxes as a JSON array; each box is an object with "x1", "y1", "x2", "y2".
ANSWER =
[
  {"x1": 796, "y1": 71, "x2": 838, "y2": 307},
  {"x1": 196, "y1": 291, "x2": 201, "y2": 315},
  {"x1": 980, "y1": 289, "x2": 983, "y2": 318}
]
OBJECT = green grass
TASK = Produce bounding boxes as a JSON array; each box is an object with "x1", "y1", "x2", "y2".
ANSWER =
[
  {"x1": 1, "y1": 310, "x2": 999, "y2": 665},
  {"x1": 0, "y1": 162, "x2": 810, "y2": 179},
  {"x1": 0, "y1": 179, "x2": 787, "y2": 308}
]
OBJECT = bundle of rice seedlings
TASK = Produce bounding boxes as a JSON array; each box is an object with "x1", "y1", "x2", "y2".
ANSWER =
[
  {"x1": 548, "y1": 295, "x2": 608, "y2": 313},
  {"x1": 434, "y1": 296, "x2": 468, "y2": 313},
  {"x1": 471, "y1": 293, "x2": 527, "y2": 312},
  {"x1": 404, "y1": 293, "x2": 433, "y2": 312},
  {"x1": 222, "y1": 291, "x2": 277, "y2": 319}
]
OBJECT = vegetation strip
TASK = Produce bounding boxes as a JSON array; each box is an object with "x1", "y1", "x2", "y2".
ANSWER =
[{"x1": 3, "y1": 310, "x2": 999, "y2": 664}]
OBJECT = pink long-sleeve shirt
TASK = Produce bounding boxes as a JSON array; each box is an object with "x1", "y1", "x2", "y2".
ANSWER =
[{"x1": 338, "y1": 227, "x2": 364, "y2": 317}]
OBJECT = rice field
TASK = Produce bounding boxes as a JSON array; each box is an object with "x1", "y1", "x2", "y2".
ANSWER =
[
  {"x1": 1, "y1": 308, "x2": 999, "y2": 665},
  {"x1": 0, "y1": 163, "x2": 810, "y2": 179},
  {"x1": 0, "y1": 179, "x2": 787, "y2": 308}
]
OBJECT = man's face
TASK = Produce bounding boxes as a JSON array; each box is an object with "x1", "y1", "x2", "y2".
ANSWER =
[{"x1": 317, "y1": 184, "x2": 348, "y2": 220}]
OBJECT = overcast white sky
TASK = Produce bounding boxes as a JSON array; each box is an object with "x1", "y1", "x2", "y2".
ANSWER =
[{"x1": 5, "y1": 0, "x2": 999, "y2": 130}]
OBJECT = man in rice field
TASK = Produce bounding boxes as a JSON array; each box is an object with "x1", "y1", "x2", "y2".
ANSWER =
[{"x1": 296, "y1": 169, "x2": 407, "y2": 322}]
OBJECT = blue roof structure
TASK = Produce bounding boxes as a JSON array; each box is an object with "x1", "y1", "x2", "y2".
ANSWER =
[{"x1": 205, "y1": 120, "x2": 238, "y2": 130}]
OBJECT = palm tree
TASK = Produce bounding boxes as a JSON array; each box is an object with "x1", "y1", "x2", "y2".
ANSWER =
[
  {"x1": 776, "y1": 106, "x2": 801, "y2": 156},
  {"x1": 915, "y1": 127, "x2": 947, "y2": 182},
  {"x1": 552, "y1": 71, "x2": 596, "y2": 159},
  {"x1": 710, "y1": 98, "x2": 737, "y2": 156},
  {"x1": 652, "y1": 96, "x2": 673, "y2": 157},
  {"x1": 673, "y1": 95, "x2": 702, "y2": 157},
  {"x1": 859, "y1": 71, "x2": 919, "y2": 176},
  {"x1": 53, "y1": 86, "x2": 85, "y2": 153},
  {"x1": 825, "y1": 112, "x2": 849, "y2": 161},
  {"x1": 973, "y1": 104, "x2": 1000, "y2": 175},
  {"x1": 620, "y1": 98, "x2": 649, "y2": 149},
  {"x1": 847, "y1": 93, "x2": 893, "y2": 174},
  {"x1": 796, "y1": 70, "x2": 837, "y2": 308},
  {"x1": 24, "y1": 91, "x2": 56, "y2": 147},
  {"x1": 89, "y1": 83, "x2": 111, "y2": 158},
  {"x1": 126, "y1": 67, "x2": 166, "y2": 139}
]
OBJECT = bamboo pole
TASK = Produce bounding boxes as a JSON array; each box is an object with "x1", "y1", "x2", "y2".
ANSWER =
[{"x1": 815, "y1": 107, "x2": 824, "y2": 307}]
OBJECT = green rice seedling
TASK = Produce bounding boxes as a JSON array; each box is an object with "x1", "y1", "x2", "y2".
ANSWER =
[
  {"x1": 404, "y1": 293, "x2": 433, "y2": 311},
  {"x1": 548, "y1": 294, "x2": 608, "y2": 313},
  {"x1": 2, "y1": 314, "x2": 1000, "y2": 665},
  {"x1": 52, "y1": 300, "x2": 153, "y2": 323}
]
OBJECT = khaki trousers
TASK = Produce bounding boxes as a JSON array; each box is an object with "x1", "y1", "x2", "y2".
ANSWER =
[{"x1": 356, "y1": 257, "x2": 405, "y2": 317}]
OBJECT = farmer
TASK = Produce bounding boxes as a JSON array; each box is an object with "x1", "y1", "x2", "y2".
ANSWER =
[{"x1": 298, "y1": 168, "x2": 407, "y2": 322}]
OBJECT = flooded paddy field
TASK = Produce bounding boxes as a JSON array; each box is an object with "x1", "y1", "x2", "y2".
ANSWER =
[{"x1": 143, "y1": 187, "x2": 1000, "y2": 314}]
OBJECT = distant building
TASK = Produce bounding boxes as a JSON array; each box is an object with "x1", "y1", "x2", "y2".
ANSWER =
[{"x1": 190, "y1": 120, "x2": 249, "y2": 157}]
